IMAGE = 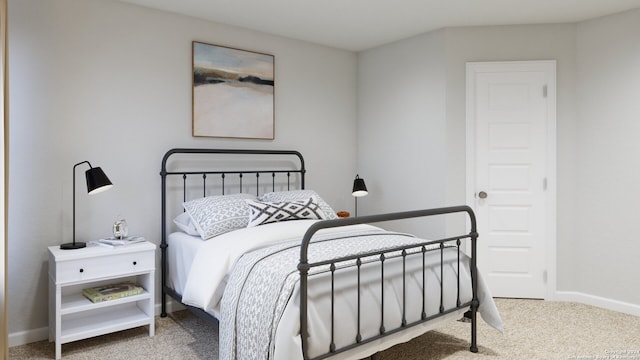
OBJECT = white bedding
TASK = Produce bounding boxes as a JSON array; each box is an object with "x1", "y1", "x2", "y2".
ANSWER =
[
  {"x1": 169, "y1": 220, "x2": 502, "y2": 360},
  {"x1": 180, "y1": 220, "x2": 377, "y2": 313},
  {"x1": 167, "y1": 232, "x2": 202, "y2": 296}
]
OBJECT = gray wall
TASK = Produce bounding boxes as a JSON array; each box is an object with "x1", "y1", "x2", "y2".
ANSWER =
[
  {"x1": 356, "y1": 29, "x2": 448, "y2": 238},
  {"x1": 8, "y1": 0, "x2": 357, "y2": 337},
  {"x1": 358, "y1": 9, "x2": 640, "y2": 306},
  {"x1": 574, "y1": 9, "x2": 640, "y2": 305}
]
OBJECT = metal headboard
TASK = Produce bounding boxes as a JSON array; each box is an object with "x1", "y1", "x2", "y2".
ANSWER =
[{"x1": 159, "y1": 148, "x2": 306, "y2": 316}]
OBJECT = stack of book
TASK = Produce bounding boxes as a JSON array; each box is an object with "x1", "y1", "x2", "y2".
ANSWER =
[
  {"x1": 89, "y1": 236, "x2": 146, "y2": 248},
  {"x1": 82, "y1": 282, "x2": 144, "y2": 303}
]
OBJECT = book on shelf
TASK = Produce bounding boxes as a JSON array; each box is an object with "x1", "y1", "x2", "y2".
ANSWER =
[
  {"x1": 82, "y1": 282, "x2": 144, "y2": 303},
  {"x1": 89, "y1": 236, "x2": 146, "y2": 247}
]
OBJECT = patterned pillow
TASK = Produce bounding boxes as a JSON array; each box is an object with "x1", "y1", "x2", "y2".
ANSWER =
[
  {"x1": 259, "y1": 190, "x2": 338, "y2": 220},
  {"x1": 246, "y1": 197, "x2": 325, "y2": 227},
  {"x1": 183, "y1": 193, "x2": 257, "y2": 240}
]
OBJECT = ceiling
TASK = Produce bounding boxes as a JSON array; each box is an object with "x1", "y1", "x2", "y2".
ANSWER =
[{"x1": 117, "y1": 0, "x2": 640, "y2": 51}]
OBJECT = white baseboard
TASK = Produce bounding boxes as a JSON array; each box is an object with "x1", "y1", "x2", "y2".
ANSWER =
[
  {"x1": 8, "y1": 326, "x2": 49, "y2": 348},
  {"x1": 555, "y1": 291, "x2": 640, "y2": 317},
  {"x1": 9, "y1": 299, "x2": 186, "y2": 348}
]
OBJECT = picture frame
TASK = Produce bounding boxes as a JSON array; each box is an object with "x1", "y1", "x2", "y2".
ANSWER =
[{"x1": 192, "y1": 41, "x2": 274, "y2": 139}]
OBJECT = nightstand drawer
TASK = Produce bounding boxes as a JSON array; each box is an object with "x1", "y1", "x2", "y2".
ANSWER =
[{"x1": 55, "y1": 250, "x2": 154, "y2": 284}]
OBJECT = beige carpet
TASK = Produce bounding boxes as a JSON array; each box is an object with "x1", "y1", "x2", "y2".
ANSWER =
[{"x1": 9, "y1": 299, "x2": 640, "y2": 359}]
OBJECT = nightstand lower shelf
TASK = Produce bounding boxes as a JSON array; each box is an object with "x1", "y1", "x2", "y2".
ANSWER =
[
  {"x1": 61, "y1": 290, "x2": 151, "y2": 315},
  {"x1": 61, "y1": 303, "x2": 152, "y2": 344}
]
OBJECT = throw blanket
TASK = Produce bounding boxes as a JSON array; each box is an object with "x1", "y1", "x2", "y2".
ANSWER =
[{"x1": 219, "y1": 228, "x2": 448, "y2": 360}]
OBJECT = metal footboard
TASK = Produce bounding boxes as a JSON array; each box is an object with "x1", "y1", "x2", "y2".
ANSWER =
[{"x1": 298, "y1": 206, "x2": 479, "y2": 359}]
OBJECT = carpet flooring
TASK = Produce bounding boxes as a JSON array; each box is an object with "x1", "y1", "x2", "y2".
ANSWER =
[{"x1": 9, "y1": 299, "x2": 640, "y2": 359}]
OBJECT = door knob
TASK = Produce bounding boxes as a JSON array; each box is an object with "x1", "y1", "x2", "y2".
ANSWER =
[{"x1": 478, "y1": 191, "x2": 488, "y2": 199}]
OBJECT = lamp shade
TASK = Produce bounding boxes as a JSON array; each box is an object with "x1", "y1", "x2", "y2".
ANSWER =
[
  {"x1": 85, "y1": 167, "x2": 113, "y2": 194},
  {"x1": 352, "y1": 175, "x2": 368, "y2": 197}
]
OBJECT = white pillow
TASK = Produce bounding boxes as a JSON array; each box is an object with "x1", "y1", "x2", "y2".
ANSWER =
[
  {"x1": 259, "y1": 190, "x2": 338, "y2": 220},
  {"x1": 172, "y1": 212, "x2": 200, "y2": 236},
  {"x1": 245, "y1": 197, "x2": 325, "y2": 227},
  {"x1": 183, "y1": 193, "x2": 257, "y2": 240}
]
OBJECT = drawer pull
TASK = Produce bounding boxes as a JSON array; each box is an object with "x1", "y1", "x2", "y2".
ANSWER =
[
  {"x1": 79, "y1": 268, "x2": 84, "y2": 273},
  {"x1": 133, "y1": 261, "x2": 137, "y2": 266}
]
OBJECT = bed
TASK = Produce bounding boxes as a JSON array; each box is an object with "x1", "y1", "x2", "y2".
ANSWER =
[{"x1": 160, "y1": 148, "x2": 502, "y2": 360}]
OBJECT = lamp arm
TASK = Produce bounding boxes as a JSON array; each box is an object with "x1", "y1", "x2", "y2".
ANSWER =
[
  {"x1": 72, "y1": 161, "x2": 93, "y2": 245},
  {"x1": 73, "y1": 160, "x2": 93, "y2": 171}
]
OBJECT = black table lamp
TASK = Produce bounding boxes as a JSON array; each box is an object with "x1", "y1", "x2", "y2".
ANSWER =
[
  {"x1": 352, "y1": 174, "x2": 368, "y2": 217},
  {"x1": 60, "y1": 161, "x2": 113, "y2": 250}
]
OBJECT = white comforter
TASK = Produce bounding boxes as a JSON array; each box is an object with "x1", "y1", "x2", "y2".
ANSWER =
[
  {"x1": 181, "y1": 220, "x2": 361, "y2": 313},
  {"x1": 179, "y1": 220, "x2": 502, "y2": 360}
]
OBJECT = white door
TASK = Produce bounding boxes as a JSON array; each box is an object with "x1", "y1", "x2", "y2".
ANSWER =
[{"x1": 466, "y1": 61, "x2": 556, "y2": 299}]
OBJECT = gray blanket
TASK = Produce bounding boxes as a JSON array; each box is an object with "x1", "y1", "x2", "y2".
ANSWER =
[{"x1": 218, "y1": 227, "x2": 451, "y2": 360}]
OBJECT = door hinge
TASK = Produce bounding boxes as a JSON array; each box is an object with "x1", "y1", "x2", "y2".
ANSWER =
[
  {"x1": 543, "y1": 270, "x2": 548, "y2": 283},
  {"x1": 543, "y1": 85, "x2": 548, "y2": 98},
  {"x1": 543, "y1": 177, "x2": 548, "y2": 190}
]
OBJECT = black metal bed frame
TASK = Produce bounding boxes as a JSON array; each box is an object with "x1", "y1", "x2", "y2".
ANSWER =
[{"x1": 159, "y1": 148, "x2": 479, "y2": 359}]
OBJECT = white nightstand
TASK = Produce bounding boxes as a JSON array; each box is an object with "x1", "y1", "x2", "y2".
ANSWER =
[{"x1": 48, "y1": 241, "x2": 156, "y2": 359}]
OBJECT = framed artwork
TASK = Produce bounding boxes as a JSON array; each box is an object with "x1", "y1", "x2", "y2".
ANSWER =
[{"x1": 192, "y1": 41, "x2": 274, "y2": 139}]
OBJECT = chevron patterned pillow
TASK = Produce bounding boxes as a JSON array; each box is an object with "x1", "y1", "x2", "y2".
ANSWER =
[
  {"x1": 259, "y1": 190, "x2": 338, "y2": 220},
  {"x1": 246, "y1": 197, "x2": 326, "y2": 227}
]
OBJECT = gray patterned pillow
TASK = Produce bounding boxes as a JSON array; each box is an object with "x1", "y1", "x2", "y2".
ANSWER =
[
  {"x1": 259, "y1": 190, "x2": 338, "y2": 220},
  {"x1": 245, "y1": 197, "x2": 325, "y2": 227},
  {"x1": 183, "y1": 193, "x2": 257, "y2": 240}
]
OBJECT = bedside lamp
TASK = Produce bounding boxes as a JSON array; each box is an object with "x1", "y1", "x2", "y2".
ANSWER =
[
  {"x1": 352, "y1": 174, "x2": 368, "y2": 217},
  {"x1": 60, "y1": 161, "x2": 113, "y2": 250}
]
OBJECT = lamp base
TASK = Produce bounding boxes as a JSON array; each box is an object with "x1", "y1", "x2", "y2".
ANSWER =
[{"x1": 60, "y1": 242, "x2": 87, "y2": 250}]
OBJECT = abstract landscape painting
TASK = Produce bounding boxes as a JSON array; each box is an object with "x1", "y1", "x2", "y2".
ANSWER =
[{"x1": 192, "y1": 42, "x2": 274, "y2": 139}]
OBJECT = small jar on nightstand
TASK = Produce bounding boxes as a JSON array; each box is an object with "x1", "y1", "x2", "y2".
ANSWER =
[{"x1": 48, "y1": 241, "x2": 155, "y2": 359}]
